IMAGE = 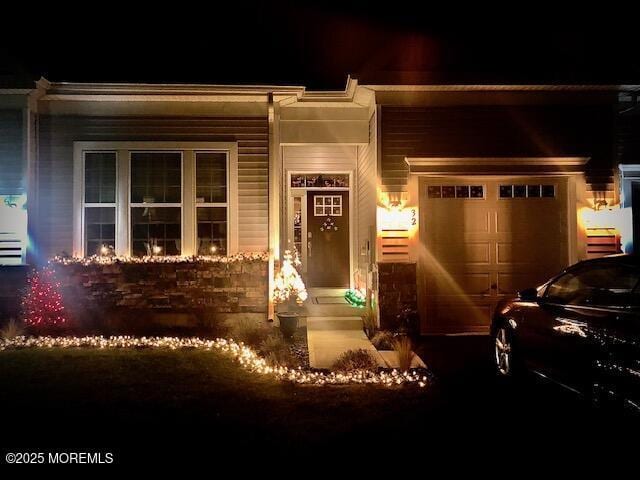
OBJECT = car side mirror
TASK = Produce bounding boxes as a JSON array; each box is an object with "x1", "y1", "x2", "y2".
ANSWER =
[{"x1": 518, "y1": 287, "x2": 539, "y2": 302}]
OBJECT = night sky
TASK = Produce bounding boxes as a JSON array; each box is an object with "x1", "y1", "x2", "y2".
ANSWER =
[{"x1": 1, "y1": 4, "x2": 639, "y2": 88}]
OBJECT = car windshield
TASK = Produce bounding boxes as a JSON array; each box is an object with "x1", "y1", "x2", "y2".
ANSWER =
[{"x1": 545, "y1": 262, "x2": 640, "y2": 307}]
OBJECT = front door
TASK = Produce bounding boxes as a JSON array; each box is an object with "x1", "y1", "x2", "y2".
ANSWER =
[{"x1": 306, "y1": 191, "x2": 349, "y2": 287}]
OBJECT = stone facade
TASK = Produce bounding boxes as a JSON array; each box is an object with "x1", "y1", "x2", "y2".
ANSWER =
[
  {"x1": 51, "y1": 259, "x2": 268, "y2": 332},
  {"x1": 377, "y1": 262, "x2": 418, "y2": 332}
]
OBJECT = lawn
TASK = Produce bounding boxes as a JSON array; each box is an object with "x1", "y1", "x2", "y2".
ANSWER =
[{"x1": 0, "y1": 341, "x2": 622, "y2": 463}]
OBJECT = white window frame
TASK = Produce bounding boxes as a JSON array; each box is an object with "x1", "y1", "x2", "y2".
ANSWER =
[{"x1": 73, "y1": 141, "x2": 238, "y2": 257}]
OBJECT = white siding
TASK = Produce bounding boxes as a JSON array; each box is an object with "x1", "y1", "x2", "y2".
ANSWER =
[
  {"x1": 356, "y1": 113, "x2": 377, "y2": 274},
  {"x1": 283, "y1": 145, "x2": 357, "y2": 172}
]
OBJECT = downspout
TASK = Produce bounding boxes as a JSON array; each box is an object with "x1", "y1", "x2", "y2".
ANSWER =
[{"x1": 267, "y1": 92, "x2": 280, "y2": 321}]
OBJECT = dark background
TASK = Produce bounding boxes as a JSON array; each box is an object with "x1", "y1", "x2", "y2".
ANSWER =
[{"x1": 1, "y1": 3, "x2": 639, "y2": 88}]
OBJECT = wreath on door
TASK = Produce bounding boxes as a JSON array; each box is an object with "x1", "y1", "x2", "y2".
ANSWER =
[
  {"x1": 320, "y1": 217, "x2": 338, "y2": 243},
  {"x1": 320, "y1": 217, "x2": 338, "y2": 232}
]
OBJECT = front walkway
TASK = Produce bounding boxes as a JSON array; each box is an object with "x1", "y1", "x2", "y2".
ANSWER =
[{"x1": 306, "y1": 316, "x2": 385, "y2": 369}]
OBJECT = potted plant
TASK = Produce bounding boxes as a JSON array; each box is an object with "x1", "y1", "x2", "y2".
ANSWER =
[{"x1": 273, "y1": 250, "x2": 307, "y2": 339}]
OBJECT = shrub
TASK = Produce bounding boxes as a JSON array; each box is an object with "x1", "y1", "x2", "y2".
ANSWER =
[
  {"x1": 229, "y1": 318, "x2": 270, "y2": 347},
  {"x1": 259, "y1": 332, "x2": 294, "y2": 366},
  {"x1": 370, "y1": 330, "x2": 395, "y2": 350},
  {"x1": 1, "y1": 319, "x2": 25, "y2": 340},
  {"x1": 362, "y1": 309, "x2": 377, "y2": 338},
  {"x1": 332, "y1": 349, "x2": 378, "y2": 372},
  {"x1": 393, "y1": 336, "x2": 415, "y2": 371}
]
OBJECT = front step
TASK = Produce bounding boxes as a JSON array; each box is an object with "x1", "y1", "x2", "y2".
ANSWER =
[
  {"x1": 304, "y1": 288, "x2": 365, "y2": 317},
  {"x1": 303, "y1": 302, "x2": 364, "y2": 317}
]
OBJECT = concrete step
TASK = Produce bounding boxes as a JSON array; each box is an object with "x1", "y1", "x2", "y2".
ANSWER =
[{"x1": 303, "y1": 302, "x2": 364, "y2": 317}]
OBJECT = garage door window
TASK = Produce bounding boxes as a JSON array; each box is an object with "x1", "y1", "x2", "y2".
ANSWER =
[
  {"x1": 500, "y1": 184, "x2": 555, "y2": 198},
  {"x1": 427, "y1": 185, "x2": 484, "y2": 199}
]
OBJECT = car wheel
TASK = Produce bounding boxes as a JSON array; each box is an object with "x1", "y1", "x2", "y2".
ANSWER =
[{"x1": 494, "y1": 326, "x2": 515, "y2": 376}]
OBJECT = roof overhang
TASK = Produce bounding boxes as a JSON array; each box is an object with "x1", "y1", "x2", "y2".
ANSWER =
[{"x1": 405, "y1": 156, "x2": 590, "y2": 176}]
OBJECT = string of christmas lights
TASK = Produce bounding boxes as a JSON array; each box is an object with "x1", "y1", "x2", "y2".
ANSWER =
[
  {"x1": 21, "y1": 267, "x2": 67, "y2": 327},
  {"x1": 50, "y1": 252, "x2": 269, "y2": 266},
  {"x1": 273, "y1": 250, "x2": 308, "y2": 306},
  {"x1": 0, "y1": 335, "x2": 428, "y2": 388}
]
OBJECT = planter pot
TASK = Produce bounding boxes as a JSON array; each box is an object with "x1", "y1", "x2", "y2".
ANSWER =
[{"x1": 277, "y1": 313, "x2": 299, "y2": 339}]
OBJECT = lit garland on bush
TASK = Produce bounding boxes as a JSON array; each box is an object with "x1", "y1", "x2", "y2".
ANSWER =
[
  {"x1": 273, "y1": 250, "x2": 308, "y2": 306},
  {"x1": 345, "y1": 288, "x2": 366, "y2": 308},
  {"x1": 0, "y1": 336, "x2": 428, "y2": 388},
  {"x1": 50, "y1": 252, "x2": 269, "y2": 266}
]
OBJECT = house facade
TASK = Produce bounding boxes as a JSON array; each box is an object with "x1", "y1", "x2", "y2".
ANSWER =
[{"x1": 1, "y1": 77, "x2": 639, "y2": 334}]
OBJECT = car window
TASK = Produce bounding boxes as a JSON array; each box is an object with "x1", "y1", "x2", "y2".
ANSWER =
[{"x1": 545, "y1": 263, "x2": 640, "y2": 307}]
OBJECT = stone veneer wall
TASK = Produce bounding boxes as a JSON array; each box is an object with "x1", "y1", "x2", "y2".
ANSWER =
[
  {"x1": 377, "y1": 262, "x2": 418, "y2": 331},
  {"x1": 52, "y1": 260, "x2": 268, "y2": 331}
]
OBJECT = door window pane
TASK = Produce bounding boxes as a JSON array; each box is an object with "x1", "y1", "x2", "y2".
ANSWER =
[
  {"x1": 130, "y1": 152, "x2": 182, "y2": 203},
  {"x1": 131, "y1": 207, "x2": 181, "y2": 256}
]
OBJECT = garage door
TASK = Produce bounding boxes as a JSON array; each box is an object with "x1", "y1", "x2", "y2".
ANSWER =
[{"x1": 419, "y1": 177, "x2": 569, "y2": 334}]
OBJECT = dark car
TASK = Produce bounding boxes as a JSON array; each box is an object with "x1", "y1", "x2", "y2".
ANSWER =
[{"x1": 491, "y1": 254, "x2": 640, "y2": 411}]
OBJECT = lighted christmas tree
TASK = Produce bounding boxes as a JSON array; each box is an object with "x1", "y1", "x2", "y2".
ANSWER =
[
  {"x1": 21, "y1": 267, "x2": 67, "y2": 328},
  {"x1": 273, "y1": 250, "x2": 307, "y2": 310}
]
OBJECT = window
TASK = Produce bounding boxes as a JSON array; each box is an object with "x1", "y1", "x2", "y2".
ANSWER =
[
  {"x1": 290, "y1": 173, "x2": 348, "y2": 188},
  {"x1": 84, "y1": 152, "x2": 116, "y2": 255},
  {"x1": 546, "y1": 263, "x2": 640, "y2": 307},
  {"x1": 75, "y1": 142, "x2": 238, "y2": 257},
  {"x1": 196, "y1": 152, "x2": 228, "y2": 255},
  {"x1": 427, "y1": 185, "x2": 484, "y2": 199},
  {"x1": 499, "y1": 184, "x2": 555, "y2": 198},
  {"x1": 130, "y1": 152, "x2": 182, "y2": 256},
  {"x1": 314, "y1": 195, "x2": 342, "y2": 216}
]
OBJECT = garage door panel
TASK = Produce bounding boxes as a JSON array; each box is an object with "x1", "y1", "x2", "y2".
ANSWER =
[
  {"x1": 427, "y1": 304, "x2": 492, "y2": 332},
  {"x1": 429, "y1": 242, "x2": 490, "y2": 264},
  {"x1": 497, "y1": 270, "x2": 557, "y2": 294},
  {"x1": 496, "y1": 207, "x2": 563, "y2": 234},
  {"x1": 426, "y1": 271, "x2": 491, "y2": 294}
]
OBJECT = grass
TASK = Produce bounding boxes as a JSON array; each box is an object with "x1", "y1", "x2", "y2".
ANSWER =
[
  {"x1": 0, "y1": 348, "x2": 428, "y2": 452},
  {"x1": 0, "y1": 339, "x2": 610, "y2": 462}
]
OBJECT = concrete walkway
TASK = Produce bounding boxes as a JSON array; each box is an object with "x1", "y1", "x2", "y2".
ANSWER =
[{"x1": 306, "y1": 316, "x2": 386, "y2": 369}]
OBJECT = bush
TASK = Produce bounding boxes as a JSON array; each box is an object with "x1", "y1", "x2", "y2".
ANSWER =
[
  {"x1": 259, "y1": 332, "x2": 294, "y2": 366},
  {"x1": 393, "y1": 336, "x2": 415, "y2": 371},
  {"x1": 370, "y1": 330, "x2": 395, "y2": 350},
  {"x1": 1, "y1": 319, "x2": 25, "y2": 340},
  {"x1": 362, "y1": 309, "x2": 377, "y2": 338},
  {"x1": 229, "y1": 318, "x2": 270, "y2": 347},
  {"x1": 332, "y1": 349, "x2": 378, "y2": 372}
]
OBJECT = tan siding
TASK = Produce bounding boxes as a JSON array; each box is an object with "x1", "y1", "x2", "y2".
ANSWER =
[
  {"x1": 0, "y1": 110, "x2": 24, "y2": 195},
  {"x1": 283, "y1": 145, "x2": 358, "y2": 171},
  {"x1": 37, "y1": 115, "x2": 268, "y2": 258},
  {"x1": 356, "y1": 113, "x2": 377, "y2": 274},
  {"x1": 381, "y1": 105, "x2": 617, "y2": 192}
]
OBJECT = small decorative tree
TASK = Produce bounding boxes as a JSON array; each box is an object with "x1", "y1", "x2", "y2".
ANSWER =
[
  {"x1": 21, "y1": 267, "x2": 67, "y2": 331},
  {"x1": 273, "y1": 250, "x2": 307, "y2": 338}
]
